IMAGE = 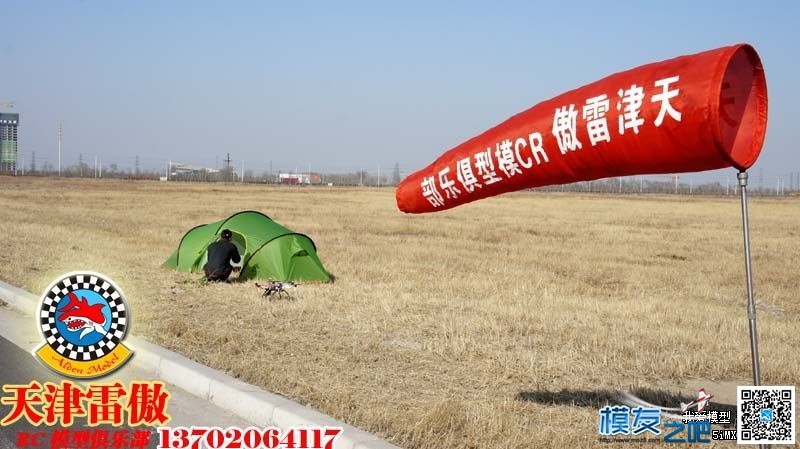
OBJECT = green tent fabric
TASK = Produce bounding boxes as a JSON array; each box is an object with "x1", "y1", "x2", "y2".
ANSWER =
[{"x1": 163, "y1": 211, "x2": 331, "y2": 282}]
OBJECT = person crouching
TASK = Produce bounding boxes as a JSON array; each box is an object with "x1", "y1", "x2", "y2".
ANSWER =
[{"x1": 203, "y1": 229, "x2": 241, "y2": 282}]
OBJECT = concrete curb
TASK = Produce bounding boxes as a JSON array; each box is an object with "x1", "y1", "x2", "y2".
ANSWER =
[{"x1": 0, "y1": 280, "x2": 400, "y2": 449}]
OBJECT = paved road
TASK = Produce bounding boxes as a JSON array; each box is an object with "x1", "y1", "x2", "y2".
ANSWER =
[
  {"x1": 0, "y1": 334, "x2": 162, "y2": 448},
  {"x1": 0, "y1": 305, "x2": 255, "y2": 449}
]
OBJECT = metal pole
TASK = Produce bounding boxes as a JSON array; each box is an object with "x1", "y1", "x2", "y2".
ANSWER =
[{"x1": 738, "y1": 171, "x2": 762, "y2": 388}]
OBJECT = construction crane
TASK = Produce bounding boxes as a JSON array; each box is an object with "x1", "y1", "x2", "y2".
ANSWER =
[{"x1": 0, "y1": 102, "x2": 15, "y2": 109}]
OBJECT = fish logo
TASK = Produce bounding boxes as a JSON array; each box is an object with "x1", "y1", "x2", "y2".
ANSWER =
[
  {"x1": 58, "y1": 292, "x2": 108, "y2": 339},
  {"x1": 34, "y1": 272, "x2": 133, "y2": 378}
]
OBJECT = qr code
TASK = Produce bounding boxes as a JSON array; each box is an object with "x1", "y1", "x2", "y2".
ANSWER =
[{"x1": 737, "y1": 386, "x2": 795, "y2": 444}]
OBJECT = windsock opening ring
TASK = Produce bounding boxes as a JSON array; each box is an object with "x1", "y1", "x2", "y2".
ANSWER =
[{"x1": 711, "y1": 44, "x2": 768, "y2": 171}]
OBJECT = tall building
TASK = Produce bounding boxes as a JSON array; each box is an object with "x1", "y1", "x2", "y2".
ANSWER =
[{"x1": 0, "y1": 113, "x2": 19, "y2": 173}]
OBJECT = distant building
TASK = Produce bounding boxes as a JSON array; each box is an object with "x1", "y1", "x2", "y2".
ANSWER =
[
  {"x1": 0, "y1": 113, "x2": 19, "y2": 173},
  {"x1": 170, "y1": 163, "x2": 220, "y2": 177},
  {"x1": 279, "y1": 173, "x2": 321, "y2": 185}
]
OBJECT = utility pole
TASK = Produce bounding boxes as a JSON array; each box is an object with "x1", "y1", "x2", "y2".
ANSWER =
[
  {"x1": 58, "y1": 122, "x2": 62, "y2": 177},
  {"x1": 79, "y1": 153, "x2": 84, "y2": 177},
  {"x1": 378, "y1": 164, "x2": 381, "y2": 187},
  {"x1": 31, "y1": 151, "x2": 36, "y2": 174},
  {"x1": 392, "y1": 162, "x2": 401, "y2": 185},
  {"x1": 224, "y1": 152, "x2": 232, "y2": 182},
  {"x1": 674, "y1": 175, "x2": 679, "y2": 194},
  {"x1": 135, "y1": 155, "x2": 140, "y2": 175},
  {"x1": 241, "y1": 159, "x2": 245, "y2": 183},
  {"x1": 94, "y1": 155, "x2": 98, "y2": 178}
]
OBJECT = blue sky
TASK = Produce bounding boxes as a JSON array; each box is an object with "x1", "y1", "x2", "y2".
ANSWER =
[{"x1": 1, "y1": 1, "x2": 798, "y2": 179}]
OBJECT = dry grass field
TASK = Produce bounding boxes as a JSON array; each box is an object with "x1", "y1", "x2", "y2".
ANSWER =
[{"x1": 1, "y1": 177, "x2": 798, "y2": 448}]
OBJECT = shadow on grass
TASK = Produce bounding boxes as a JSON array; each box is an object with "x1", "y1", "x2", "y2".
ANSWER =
[
  {"x1": 516, "y1": 388, "x2": 736, "y2": 422},
  {"x1": 516, "y1": 389, "x2": 620, "y2": 408}
]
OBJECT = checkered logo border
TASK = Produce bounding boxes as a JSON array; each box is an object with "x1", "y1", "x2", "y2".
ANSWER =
[{"x1": 38, "y1": 273, "x2": 128, "y2": 362}]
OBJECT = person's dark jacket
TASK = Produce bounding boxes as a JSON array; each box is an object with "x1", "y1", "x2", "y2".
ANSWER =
[{"x1": 204, "y1": 240, "x2": 241, "y2": 275}]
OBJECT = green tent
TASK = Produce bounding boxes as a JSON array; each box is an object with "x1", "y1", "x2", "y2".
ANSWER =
[{"x1": 163, "y1": 211, "x2": 331, "y2": 282}]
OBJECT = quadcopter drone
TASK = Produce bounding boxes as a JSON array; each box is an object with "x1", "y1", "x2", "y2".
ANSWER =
[{"x1": 255, "y1": 281, "x2": 297, "y2": 300}]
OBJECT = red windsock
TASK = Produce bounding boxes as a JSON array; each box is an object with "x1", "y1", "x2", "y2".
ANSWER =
[{"x1": 396, "y1": 44, "x2": 767, "y2": 214}]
